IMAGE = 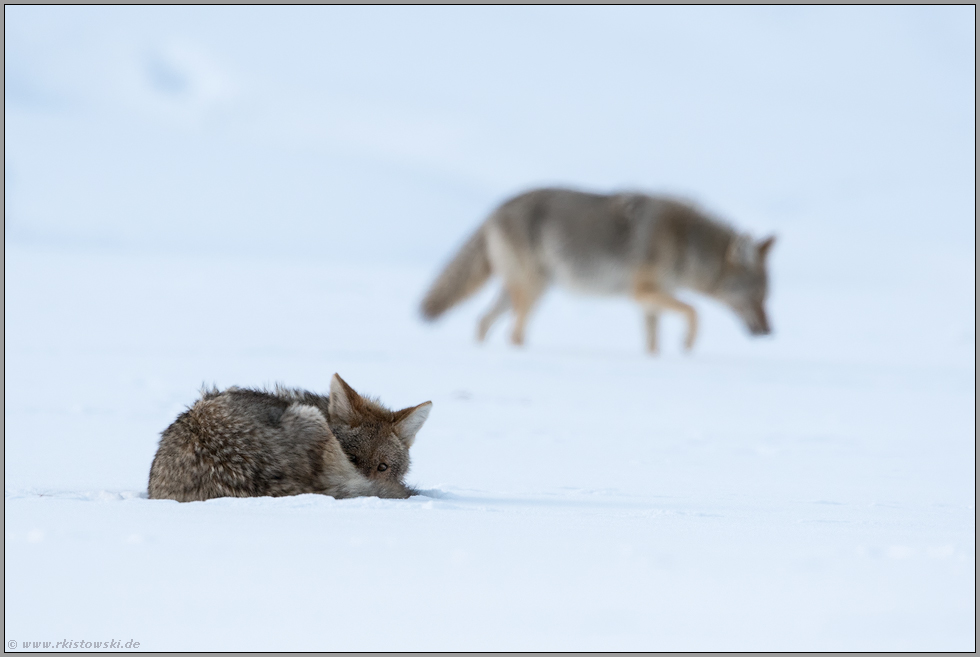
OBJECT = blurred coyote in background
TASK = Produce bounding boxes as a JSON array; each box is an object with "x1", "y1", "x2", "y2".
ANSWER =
[
  {"x1": 148, "y1": 374, "x2": 431, "y2": 502},
  {"x1": 421, "y1": 187, "x2": 775, "y2": 354}
]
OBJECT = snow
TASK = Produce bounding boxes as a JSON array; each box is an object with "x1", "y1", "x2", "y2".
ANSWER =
[{"x1": 5, "y1": 6, "x2": 975, "y2": 651}]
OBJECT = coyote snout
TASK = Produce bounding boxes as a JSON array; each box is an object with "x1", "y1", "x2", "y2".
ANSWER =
[
  {"x1": 421, "y1": 187, "x2": 776, "y2": 354},
  {"x1": 737, "y1": 303, "x2": 771, "y2": 336}
]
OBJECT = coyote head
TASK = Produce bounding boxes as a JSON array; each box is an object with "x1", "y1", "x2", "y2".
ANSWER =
[
  {"x1": 716, "y1": 234, "x2": 776, "y2": 336},
  {"x1": 327, "y1": 373, "x2": 432, "y2": 497}
]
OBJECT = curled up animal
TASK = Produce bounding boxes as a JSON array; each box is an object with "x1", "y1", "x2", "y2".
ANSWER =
[{"x1": 148, "y1": 374, "x2": 431, "y2": 502}]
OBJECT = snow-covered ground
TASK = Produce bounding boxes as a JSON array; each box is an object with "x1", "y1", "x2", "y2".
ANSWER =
[{"x1": 5, "y1": 6, "x2": 975, "y2": 651}]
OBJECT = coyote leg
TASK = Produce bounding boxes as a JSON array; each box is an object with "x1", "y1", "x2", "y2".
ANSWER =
[
  {"x1": 484, "y1": 227, "x2": 545, "y2": 347},
  {"x1": 506, "y1": 282, "x2": 543, "y2": 346},
  {"x1": 644, "y1": 311, "x2": 660, "y2": 354},
  {"x1": 633, "y1": 289, "x2": 698, "y2": 352},
  {"x1": 477, "y1": 288, "x2": 511, "y2": 342}
]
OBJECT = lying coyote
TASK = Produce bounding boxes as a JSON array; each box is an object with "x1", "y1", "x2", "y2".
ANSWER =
[
  {"x1": 421, "y1": 187, "x2": 775, "y2": 353},
  {"x1": 148, "y1": 374, "x2": 431, "y2": 502}
]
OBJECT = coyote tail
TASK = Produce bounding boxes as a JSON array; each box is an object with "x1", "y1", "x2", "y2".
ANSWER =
[{"x1": 420, "y1": 228, "x2": 491, "y2": 320}]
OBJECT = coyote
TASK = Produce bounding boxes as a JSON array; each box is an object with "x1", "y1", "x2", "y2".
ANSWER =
[
  {"x1": 421, "y1": 187, "x2": 775, "y2": 353},
  {"x1": 148, "y1": 374, "x2": 431, "y2": 502}
]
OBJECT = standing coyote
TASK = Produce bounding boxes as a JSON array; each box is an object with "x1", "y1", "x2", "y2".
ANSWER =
[
  {"x1": 421, "y1": 187, "x2": 775, "y2": 353},
  {"x1": 148, "y1": 374, "x2": 431, "y2": 502}
]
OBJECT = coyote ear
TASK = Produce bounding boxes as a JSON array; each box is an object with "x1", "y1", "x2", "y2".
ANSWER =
[
  {"x1": 393, "y1": 402, "x2": 432, "y2": 448},
  {"x1": 758, "y1": 235, "x2": 776, "y2": 262},
  {"x1": 328, "y1": 374, "x2": 360, "y2": 424}
]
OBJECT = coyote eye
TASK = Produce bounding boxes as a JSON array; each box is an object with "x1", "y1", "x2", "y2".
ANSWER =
[
  {"x1": 349, "y1": 455, "x2": 358, "y2": 465},
  {"x1": 377, "y1": 463, "x2": 388, "y2": 472}
]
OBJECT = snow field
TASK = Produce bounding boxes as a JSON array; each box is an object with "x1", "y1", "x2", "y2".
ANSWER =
[{"x1": 5, "y1": 244, "x2": 974, "y2": 650}]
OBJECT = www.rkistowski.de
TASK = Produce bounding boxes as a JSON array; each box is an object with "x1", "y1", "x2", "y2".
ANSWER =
[{"x1": 8, "y1": 640, "x2": 141, "y2": 650}]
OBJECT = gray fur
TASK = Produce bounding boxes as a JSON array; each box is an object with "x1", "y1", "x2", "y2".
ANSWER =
[
  {"x1": 421, "y1": 187, "x2": 776, "y2": 352},
  {"x1": 147, "y1": 374, "x2": 432, "y2": 502}
]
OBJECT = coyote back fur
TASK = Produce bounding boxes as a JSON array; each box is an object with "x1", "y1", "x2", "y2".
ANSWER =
[
  {"x1": 421, "y1": 187, "x2": 776, "y2": 353},
  {"x1": 148, "y1": 374, "x2": 431, "y2": 502}
]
